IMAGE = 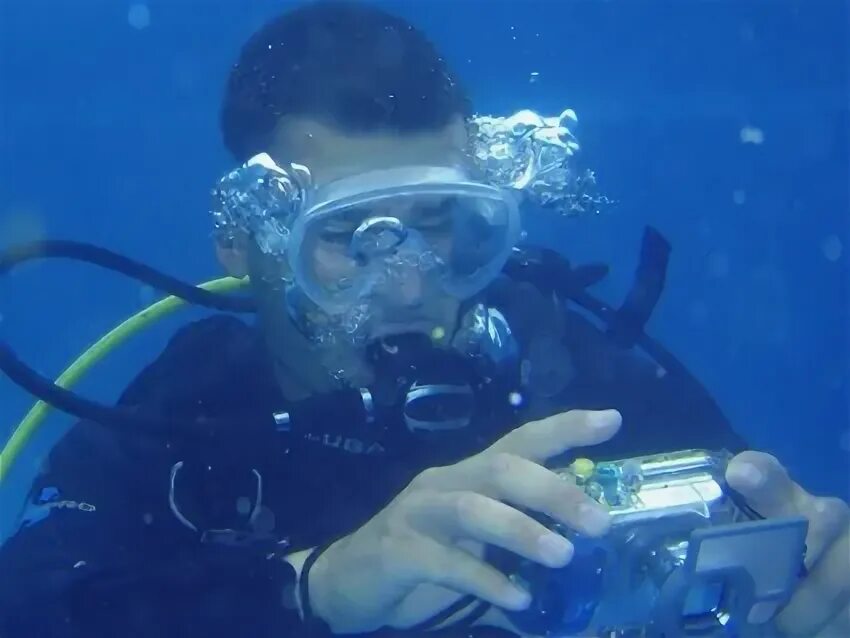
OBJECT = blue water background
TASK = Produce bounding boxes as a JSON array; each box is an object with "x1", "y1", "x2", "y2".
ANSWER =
[{"x1": 1, "y1": 0, "x2": 847, "y2": 508}]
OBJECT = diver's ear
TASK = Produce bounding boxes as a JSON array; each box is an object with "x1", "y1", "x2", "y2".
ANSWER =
[{"x1": 215, "y1": 240, "x2": 249, "y2": 278}]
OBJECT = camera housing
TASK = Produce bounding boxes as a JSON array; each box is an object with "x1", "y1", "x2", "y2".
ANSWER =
[{"x1": 492, "y1": 449, "x2": 808, "y2": 637}]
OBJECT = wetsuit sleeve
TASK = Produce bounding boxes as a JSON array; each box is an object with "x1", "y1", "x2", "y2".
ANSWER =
[{"x1": 0, "y1": 316, "x2": 305, "y2": 638}]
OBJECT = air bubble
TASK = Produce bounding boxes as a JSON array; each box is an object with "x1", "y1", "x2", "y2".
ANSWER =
[
  {"x1": 821, "y1": 235, "x2": 843, "y2": 262},
  {"x1": 739, "y1": 126, "x2": 764, "y2": 145},
  {"x1": 128, "y1": 4, "x2": 151, "y2": 30}
]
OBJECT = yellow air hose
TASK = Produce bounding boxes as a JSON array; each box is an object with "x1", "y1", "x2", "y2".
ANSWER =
[{"x1": 0, "y1": 276, "x2": 250, "y2": 484}]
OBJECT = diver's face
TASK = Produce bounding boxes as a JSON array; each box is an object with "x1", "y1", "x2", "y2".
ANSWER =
[
  {"x1": 272, "y1": 116, "x2": 469, "y2": 339},
  {"x1": 311, "y1": 193, "x2": 455, "y2": 299}
]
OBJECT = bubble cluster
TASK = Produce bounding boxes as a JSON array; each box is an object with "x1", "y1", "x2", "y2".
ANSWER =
[
  {"x1": 469, "y1": 108, "x2": 610, "y2": 217},
  {"x1": 210, "y1": 153, "x2": 308, "y2": 261}
]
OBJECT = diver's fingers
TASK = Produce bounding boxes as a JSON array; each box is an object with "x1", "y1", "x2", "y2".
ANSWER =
[
  {"x1": 487, "y1": 409, "x2": 622, "y2": 463},
  {"x1": 728, "y1": 452, "x2": 850, "y2": 635},
  {"x1": 813, "y1": 599, "x2": 850, "y2": 638},
  {"x1": 413, "y1": 452, "x2": 610, "y2": 538},
  {"x1": 390, "y1": 531, "x2": 531, "y2": 612},
  {"x1": 776, "y1": 528, "x2": 850, "y2": 637},
  {"x1": 726, "y1": 452, "x2": 798, "y2": 516},
  {"x1": 727, "y1": 451, "x2": 849, "y2": 567},
  {"x1": 408, "y1": 490, "x2": 573, "y2": 569}
]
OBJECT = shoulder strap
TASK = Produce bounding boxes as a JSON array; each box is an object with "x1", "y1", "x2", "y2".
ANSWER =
[
  {"x1": 501, "y1": 227, "x2": 737, "y2": 438},
  {"x1": 606, "y1": 227, "x2": 671, "y2": 348},
  {"x1": 503, "y1": 225, "x2": 670, "y2": 350}
]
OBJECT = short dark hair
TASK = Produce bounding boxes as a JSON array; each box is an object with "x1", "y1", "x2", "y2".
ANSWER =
[{"x1": 220, "y1": 1, "x2": 471, "y2": 162}]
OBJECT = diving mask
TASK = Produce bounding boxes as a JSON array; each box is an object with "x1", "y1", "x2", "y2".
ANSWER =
[
  {"x1": 289, "y1": 166, "x2": 521, "y2": 314},
  {"x1": 212, "y1": 160, "x2": 521, "y2": 316},
  {"x1": 210, "y1": 107, "x2": 606, "y2": 316}
]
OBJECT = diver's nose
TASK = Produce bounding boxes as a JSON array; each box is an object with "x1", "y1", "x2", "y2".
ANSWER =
[{"x1": 395, "y1": 266, "x2": 424, "y2": 305}]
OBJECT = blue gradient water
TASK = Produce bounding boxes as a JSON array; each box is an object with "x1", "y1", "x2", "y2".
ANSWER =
[{"x1": 1, "y1": 0, "x2": 847, "y2": 512}]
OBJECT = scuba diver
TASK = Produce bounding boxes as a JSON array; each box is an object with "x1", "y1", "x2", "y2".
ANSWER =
[{"x1": 0, "y1": 2, "x2": 847, "y2": 637}]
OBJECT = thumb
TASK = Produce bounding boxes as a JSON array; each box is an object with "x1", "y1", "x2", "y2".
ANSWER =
[
  {"x1": 726, "y1": 451, "x2": 848, "y2": 570},
  {"x1": 725, "y1": 451, "x2": 800, "y2": 518}
]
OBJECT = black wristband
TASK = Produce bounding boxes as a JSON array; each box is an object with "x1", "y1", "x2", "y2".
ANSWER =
[
  {"x1": 455, "y1": 600, "x2": 491, "y2": 628},
  {"x1": 300, "y1": 542, "x2": 489, "y2": 635},
  {"x1": 407, "y1": 596, "x2": 493, "y2": 633},
  {"x1": 408, "y1": 594, "x2": 477, "y2": 632},
  {"x1": 299, "y1": 541, "x2": 336, "y2": 636}
]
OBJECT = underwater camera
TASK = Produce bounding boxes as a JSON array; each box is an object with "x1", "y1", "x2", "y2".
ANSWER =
[{"x1": 488, "y1": 449, "x2": 808, "y2": 637}]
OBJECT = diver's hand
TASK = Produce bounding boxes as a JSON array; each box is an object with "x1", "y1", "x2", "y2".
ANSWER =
[
  {"x1": 304, "y1": 409, "x2": 621, "y2": 634},
  {"x1": 726, "y1": 451, "x2": 850, "y2": 637}
]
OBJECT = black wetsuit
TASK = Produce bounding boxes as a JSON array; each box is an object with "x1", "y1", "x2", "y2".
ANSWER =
[{"x1": 0, "y1": 274, "x2": 746, "y2": 638}]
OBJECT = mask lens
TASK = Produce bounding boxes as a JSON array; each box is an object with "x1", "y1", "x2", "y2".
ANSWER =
[
  {"x1": 292, "y1": 187, "x2": 518, "y2": 313},
  {"x1": 449, "y1": 198, "x2": 512, "y2": 279}
]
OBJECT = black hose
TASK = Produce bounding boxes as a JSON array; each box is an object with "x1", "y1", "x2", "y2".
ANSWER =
[
  {"x1": 0, "y1": 240, "x2": 257, "y2": 434},
  {"x1": 0, "y1": 240, "x2": 256, "y2": 313},
  {"x1": 0, "y1": 340, "x2": 242, "y2": 435}
]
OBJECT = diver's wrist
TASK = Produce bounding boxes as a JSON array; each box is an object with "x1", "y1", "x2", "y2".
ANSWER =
[
  {"x1": 282, "y1": 548, "x2": 326, "y2": 621},
  {"x1": 282, "y1": 548, "x2": 310, "y2": 615}
]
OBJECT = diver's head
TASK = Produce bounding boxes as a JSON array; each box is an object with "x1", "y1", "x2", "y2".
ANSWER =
[
  {"x1": 219, "y1": 1, "x2": 471, "y2": 168},
  {"x1": 217, "y1": 1, "x2": 488, "y2": 344}
]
